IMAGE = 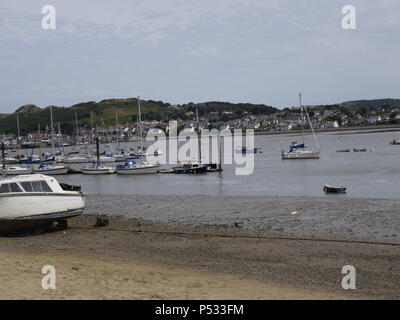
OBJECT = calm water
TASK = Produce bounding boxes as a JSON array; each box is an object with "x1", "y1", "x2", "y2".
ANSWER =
[{"x1": 53, "y1": 129, "x2": 400, "y2": 199}]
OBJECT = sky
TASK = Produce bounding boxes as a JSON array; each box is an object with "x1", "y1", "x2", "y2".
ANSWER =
[{"x1": 0, "y1": 0, "x2": 399, "y2": 113}]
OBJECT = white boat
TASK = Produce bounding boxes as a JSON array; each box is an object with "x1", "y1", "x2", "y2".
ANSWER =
[
  {"x1": 281, "y1": 93, "x2": 320, "y2": 160},
  {"x1": 81, "y1": 162, "x2": 115, "y2": 175},
  {"x1": 81, "y1": 137, "x2": 115, "y2": 175},
  {"x1": 33, "y1": 163, "x2": 69, "y2": 175},
  {"x1": 0, "y1": 174, "x2": 85, "y2": 233},
  {"x1": 115, "y1": 161, "x2": 160, "y2": 175},
  {"x1": 0, "y1": 166, "x2": 33, "y2": 175},
  {"x1": 281, "y1": 147, "x2": 320, "y2": 159}
]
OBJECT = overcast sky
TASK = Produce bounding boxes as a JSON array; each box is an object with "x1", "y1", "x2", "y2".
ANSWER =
[{"x1": 0, "y1": 0, "x2": 399, "y2": 112}]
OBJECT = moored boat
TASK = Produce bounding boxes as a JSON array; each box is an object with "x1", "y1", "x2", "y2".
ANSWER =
[
  {"x1": 174, "y1": 162, "x2": 208, "y2": 174},
  {"x1": 115, "y1": 160, "x2": 160, "y2": 175},
  {"x1": 323, "y1": 184, "x2": 346, "y2": 193},
  {"x1": 281, "y1": 94, "x2": 320, "y2": 160},
  {"x1": 33, "y1": 163, "x2": 69, "y2": 175},
  {"x1": 0, "y1": 165, "x2": 33, "y2": 175}
]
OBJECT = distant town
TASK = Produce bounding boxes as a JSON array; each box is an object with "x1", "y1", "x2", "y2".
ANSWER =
[{"x1": 1, "y1": 98, "x2": 400, "y2": 149}]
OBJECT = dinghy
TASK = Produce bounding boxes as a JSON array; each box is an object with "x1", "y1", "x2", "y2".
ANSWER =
[{"x1": 323, "y1": 184, "x2": 347, "y2": 193}]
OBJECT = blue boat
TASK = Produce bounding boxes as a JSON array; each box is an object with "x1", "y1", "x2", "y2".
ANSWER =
[{"x1": 174, "y1": 162, "x2": 208, "y2": 174}]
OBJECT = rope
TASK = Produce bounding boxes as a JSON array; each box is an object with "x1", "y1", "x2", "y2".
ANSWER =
[{"x1": 71, "y1": 226, "x2": 400, "y2": 247}]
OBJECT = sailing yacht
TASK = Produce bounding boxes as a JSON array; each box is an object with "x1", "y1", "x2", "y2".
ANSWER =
[
  {"x1": 116, "y1": 97, "x2": 159, "y2": 175},
  {"x1": 33, "y1": 107, "x2": 69, "y2": 175},
  {"x1": 281, "y1": 94, "x2": 320, "y2": 160},
  {"x1": 174, "y1": 108, "x2": 208, "y2": 174},
  {"x1": 81, "y1": 137, "x2": 115, "y2": 175}
]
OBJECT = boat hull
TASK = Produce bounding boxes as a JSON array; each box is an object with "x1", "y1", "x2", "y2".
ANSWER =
[
  {"x1": 33, "y1": 167, "x2": 69, "y2": 175},
  {"x1": 323, "y1": 185, "x2": 346, "y2": 193},
  {"x1": 81, "y1": 167, "x2": 115, "y2": 175},
  {"x1": 281, "y1": 152, "x2": 320, "y2": 159},
  {"x1": 0, "y1": 167, "x2": 33, "y2": 175},
  {"x1": 116, "y1": 165, "x2": 160, "y2": 175},
  {"x1": 0, "y1": 193, "x2": 85, "y2": 221},
  {"x1": 175, "y1": 166, "x2": 208, "y2": 174}
]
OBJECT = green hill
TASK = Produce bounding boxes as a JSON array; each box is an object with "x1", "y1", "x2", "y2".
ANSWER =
[{"x1": 0, "y1": 98, "x2": 278, "y2": 134}]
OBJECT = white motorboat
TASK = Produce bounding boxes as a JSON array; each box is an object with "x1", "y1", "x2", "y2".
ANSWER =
[
  {"x1": 0, "y1": 174, "x2": 85, "y2": 233},
  {"x1": 0, "y1": 166, "x2": 33, "y2": 175},
  {"x1": 33, "y1": 163, "x2": 69, "y2": 175},
  {"x1": 115, "y1": 160, "x2": 160, "y2": 175}
]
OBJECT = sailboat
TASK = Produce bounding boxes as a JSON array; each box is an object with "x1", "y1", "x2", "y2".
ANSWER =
[
  {"x1": 33, "y1": 107, "x2": 69, "y2": 175},
  {"x1": 81, "y1": 137, "x2": 115, "y2": 175},
  {"x1": 116, "y1": 97, "x2": 159, "y2": 175},
  {"x1": 0, "y1": 118, "x2": 33, "y2": 175},
  {"x1": 174, "y1": 108, "x2": 208, "y2": 174},
  {"x1": 281, "y1": 93, "x2": 320, "y2": 160}
]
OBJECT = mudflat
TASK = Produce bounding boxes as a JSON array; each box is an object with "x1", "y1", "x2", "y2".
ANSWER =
[{"x1": 0, "y1": 195, "x2": 399, "y2": 299}]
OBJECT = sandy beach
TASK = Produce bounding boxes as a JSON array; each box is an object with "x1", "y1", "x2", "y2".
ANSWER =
[{"x1": 0, "y1": 195, "x2": 399, "y2": 300}]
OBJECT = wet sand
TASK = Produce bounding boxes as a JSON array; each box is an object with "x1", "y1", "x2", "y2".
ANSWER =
[
  {"x1": 0, "y1": 195, "x2": 399, "y2": 299},
  {"x1": 85, "y1": 195, "x2": 400, "y2": 244}
]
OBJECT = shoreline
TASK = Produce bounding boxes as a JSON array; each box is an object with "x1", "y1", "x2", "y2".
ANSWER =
[
  {"x1": 0, "y1": 194, "x2": 399, "y2": 299},
  {"x1": 0, "y1": 218, "x2": 397, "y2": 299}
]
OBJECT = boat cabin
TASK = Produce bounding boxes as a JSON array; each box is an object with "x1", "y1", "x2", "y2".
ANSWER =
[{"x1": 0, "y1": 175, "x2": 64, "y2": 194}]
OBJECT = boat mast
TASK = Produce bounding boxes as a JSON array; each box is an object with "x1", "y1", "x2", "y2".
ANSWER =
[
  {"x1": 96, "y1": 136, "x2": 100, "y2": 164},
  {"x1": 1, "y1": 142, "x2": 5, "y2": 170},
  {"x1": 218, "y1": 130, "x2": 222, "y2": 171},
  {"x1": 299, "y1": 93, "x2": 305, "y2": 147},
  {"x1": 196, "y1": 108, "x2": 201, "y2": 164},
  {"x1": 137, "y1": 96, "x2": 143, "y2": 152},
  {"x1": 50, "y1": 106, "x2": 55, "y2": 156},
  {"x1": 75, "y1": 112, "x2": 79, "y2": 145},
  {"x1": 16, "y1": 115, "x2": 20, "y2": 149},
  {"x1": 91, "y1": 111, "x2": 94, "y2": 145}
]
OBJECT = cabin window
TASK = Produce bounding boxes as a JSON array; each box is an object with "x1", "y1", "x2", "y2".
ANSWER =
[
  {"x1": 32, "y1": 181, "x2": 43, "y2": 192},
  {"x1": 20, "y1": 182, "x2": 34, "y2": 192},
  {"x1": 9, "y1": 183, "x2": 23, "y2": 193},
  {"x1": 0, "y1": 183, "x2": 22, "y2": 193},
  {"x1": 40, "y1": 181, "x2": 53, "y2": 192},
  {"x1": 0, "y1": 184, "x2": 10, "y2": 193}
]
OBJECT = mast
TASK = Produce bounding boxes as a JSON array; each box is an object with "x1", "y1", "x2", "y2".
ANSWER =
[
  {"x1": 16, "y1": 115, "x2": 20, "y2": 149},
  {"x1": 218, "y1": 130, "x2": 222, "y2": 171},
  {"x1": 91, "y1": 111, "x2": 94, "y2": 145},
  {"x1": 50, "y1": 106, "x2": 55, "y2": 156},
  {"x1": 196, "y1": 108, "x2": 201, "y2": 163},
  {"x1": 299, "y1": 93, "x2": 305, "y2": 147},
  {"x1": 1, "y1": 142, "x2": 5, "y2": 170},
  {"x1": 75, "y1": 111, "x2": 79, "y2": 144},
  {"x1": 96, "y1": 136, "x2": 100, "y2": 164},
  {"x1": 137, "y1": 96, "x2": 144, "y2": 153}
]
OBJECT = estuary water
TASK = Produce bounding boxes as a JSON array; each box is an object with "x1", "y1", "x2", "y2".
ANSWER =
[{"x1": 56, "y1": 128, "x2": 400, "y2": 200}]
